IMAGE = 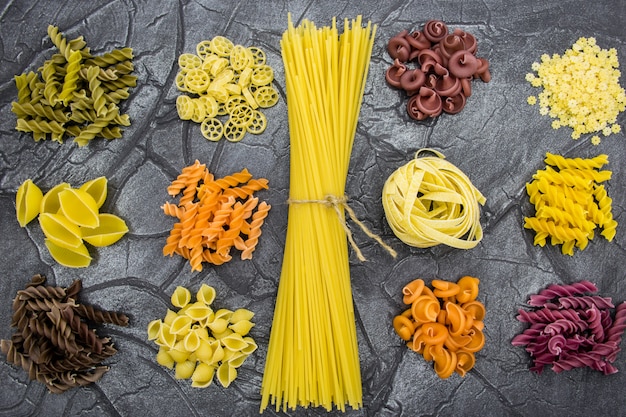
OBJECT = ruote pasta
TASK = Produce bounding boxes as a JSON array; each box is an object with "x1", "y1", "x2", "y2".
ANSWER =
[
  {"x1": 175, "y1": 36, "x2": 279, "y2": 142},
  {"x1": 11, "y1": 25, "x2": 136, "y2": 146},
  {"x1": 524, "y1": 152, "x2": 617, "y2": 255}
]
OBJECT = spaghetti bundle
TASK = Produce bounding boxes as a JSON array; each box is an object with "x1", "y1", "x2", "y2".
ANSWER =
[{"x1": 260, "y1": 16, "x2": 376, "y2": 412}]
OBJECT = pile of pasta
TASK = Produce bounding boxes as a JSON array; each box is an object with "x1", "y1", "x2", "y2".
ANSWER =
[
  {"x1": 1, "y1": 274, "x2": 129, "y2": 393},
  {"x1": 175, "y1": 36, "x2": 279, "y2": 142},
  {"x1": 393, "y1": 277, "x2": 486, "y2": 378},
  {"x1": 382, "y1": 149, "x2": 486, "y2": 249},
  {"x1": 11, "y1": 25, "x2": 136, "y2": 146},
  {"x1": 524, "y1": 152, "x2": 617, "y2": 255},
  {"x1": 261, "y1": 15, "x2": 379, "y2": 413},
  {"x1": 147, "y1": 285, "x2": 257, "y2": 388},
  {"x1": 512, "y1": 280, "x2": 626, "y2": 375},
  {"x1": 16, "y1": 177, "x2": 129, "y2": 268},
  {"x1": 162, "y1": 160, "x2": 271, "y2": 271}
]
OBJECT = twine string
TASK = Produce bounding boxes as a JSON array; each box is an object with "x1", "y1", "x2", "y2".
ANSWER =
[{"x1": 287, "y1": 195, "x2": 397, "y2": 261}]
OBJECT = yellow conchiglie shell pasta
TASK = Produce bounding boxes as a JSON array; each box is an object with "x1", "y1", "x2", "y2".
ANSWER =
[
  {"x1": 196, "y1": 284, "x2": 216, "y2": 306},
  {"x1": 191, "y1": 362, "x2": 216, "y2": 388},
  {"x1": 16, "y1": 179, "x2": 43, "y2": 227},
  {"x1": 39, "y1": 213, "x2": 83, "y2": 249},
  {"x1": 229, "y1": 308, "x2": 254, "y2": 323},
  {"x1": 78, "y1": 176, "x2": 108, "y2": 208},
  {"x1": 171, "y1": 286, "x2": 191, "y2": 308},
  {"x1": 156, "y1": 347, "x2": 175, "y2": 369},
  {"x1": 175, "y1": 360, "x2": 196, "y2": 379},
  {"x1": 216, "y1": 361, "x2": 237, "y2": 387},
  {"x1": 228, "y1": 320, "x2": 254, "y2": 336},
  {"x1": 44, "y1": 239, "x2": 91, "y2": 268},
  {"x1": 58, "y1": 188, "x2": 100, "y2": 228},
  {"x1": 80, "y1": 213, "x2": 128, "y2": 247},
  {"x1": 40, "y1": 182, "x2": 70, "y2": 214}
]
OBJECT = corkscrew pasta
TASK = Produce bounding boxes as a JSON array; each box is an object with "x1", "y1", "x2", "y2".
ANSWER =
[
  {"x1": 10, "y1": 25, "x2": 136, "y2": 146},
  {"x1": 524, "y1": 152, "x2": 617, "y2": 255},
  {"x1": 162, "y1": 160, "x2": 271, "y2": 271},
  {"x1": 392, "y1": 276, "x2": 486, "y2": 378},
  {"x1": 174, "y1": 36, "x2": 279, "y2": 142},
  {"x1": 148, "y1": 284, "x2": 257, "y2": 388}
]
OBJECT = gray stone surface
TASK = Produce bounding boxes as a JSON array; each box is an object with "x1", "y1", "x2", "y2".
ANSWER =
[{"x1": 1, "y1": 1, "x2": 625, "y2": 416}]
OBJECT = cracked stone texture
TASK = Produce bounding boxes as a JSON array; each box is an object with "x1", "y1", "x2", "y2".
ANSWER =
[{"x1": 0, "y1": 0, "x2": 625, "y2": 416}]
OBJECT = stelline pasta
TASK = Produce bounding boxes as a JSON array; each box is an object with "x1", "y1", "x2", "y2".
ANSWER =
[
  {"x1": 11, "y1": 25, "x2": 136, "y2": 146},
  {"x1": 0, "y1": 274, "x2": 129, "y2": 393},
  {"x1": 260, "y1": 15, "x2": 377, "y2": 413}
]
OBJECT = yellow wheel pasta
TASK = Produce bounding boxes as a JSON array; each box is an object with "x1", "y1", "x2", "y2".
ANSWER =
[
  {"x1": 175, "y1": 36, "x2": 279, "y2": 142},
  {"x1": 382, "y1": 149, "x2": 486, "y2": 249}
]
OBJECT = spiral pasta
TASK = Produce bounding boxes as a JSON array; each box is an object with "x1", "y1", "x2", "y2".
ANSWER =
[
  {"x1": 162, "y1": 160, "x2": 271, "y2": 270},
  {"x1": 175, "y1": 36, "x2": 279, "y2": 142},
  {"x1": 382, "y1": 148, "x2": 486, "y2": 249},
  {"x1": 392, "y1": 276, "x2": 485, "y2": 378},
  {"x1": 524, "y1": 152, "x2": 616, "y2": 255},
  {"x1": 10, "y1": 25, "x2": 136, "y2": 146},
  {"x1": 148, "y1": 284, "x2": 257, "y2": 388}
]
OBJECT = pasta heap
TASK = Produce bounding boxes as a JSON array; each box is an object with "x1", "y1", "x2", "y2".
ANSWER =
[
  {"x1": 147, "y1": 284, "x2": 257, "y2": 388},
  {"x1": 392, "y1": 277, "x2": 486, "y2": 378},
  {"x1": 162, "y1": 160, "x2": 271, "y2": 271},
  {"x1": 260, "y1": 16, "x2": 377, "y2": 413},
  {"x1": 513, "y1": 280, "x2": 626, "y2": 375},
  {"x1": 16, "y1": 177, "x2": 129, "y2": 268},
  {"x1": 524, "y1": 152, "x2": 617, "y2": 255},
  {"x1": 1, "y1": 274, "x2": 129, "y2": 393},
  {"x1": 382, "y1": 149, "x2": 486, "y2": 249},
  {"x1": 11, "y1": 25, "x2": 136, "y2": 146},
  {"x1": 175, "y1": 36, "x2": 279, "y2": 142}
]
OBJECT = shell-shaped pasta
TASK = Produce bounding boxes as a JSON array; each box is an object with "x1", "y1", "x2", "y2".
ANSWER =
[
  {"x1": 80, "y1": 213, "x2": 128, "y2": 247},
  {"x1": 193, "y1": 326, "x2": 210, "y2": 341},
  {"x1": 39, "y1": 213, "x2": 83, "y2": 249},
  {"x1": 456, "y1": 276, "x2": 480, "y2": 303},
  {"x1": 58, "y1": 188, "x2": 100, "y2": 228},
  {"x1": 40, "y1": 182, "x2": 71, "y2": 214},
  {"x1": 171, "y1": 286, "x2": 191, "y2": 308},
  {"x1": 212, "y1": 328, "x2": 234, "y2": 342},
  {"x1": 210, "y1": 341, "x2": 225, "y2": 364},
  {"x1": 229, "y1": 308, "x2": 254, "y2": 323},
  {"x1": 228, "y1": 320, "x2": 255, "y2": 336},
  {"x1": 44, "y1": 238, "x2": 92, "y2": 268},
  {"x1": 227, "y1": 351, "x2": 249, "y2": 368},
  {"x1": 157, "y1": 324, "x2": 176, "y2": 348},
  {"x1": 16, "y1": 179, "x2": 43, "y2": 227},
  {"x1": 240, "y1": 337, "x2": 258, "y2": 355},
  {"x1": 147, "y1": 319, "x2": 162, "y2": 340},
  {"x1": 170, "y1": 341, "x2": 191, "y2": 363},
  {"x1": 220, "y1": 332, "x2": 247, "y2": 351},
  {"x1": 78, "y1": 176, "x2": 108, "y2": 208},
  {"x1": 455, "y1": 350, "x2": 475, "y2": 376},
  {"x1": 208, "y1": 318, "x2": 229, "y2": 334},
  {"x1": 184, "y1": 301, "x2": 214, "y2": 322},
  {"x1": 216, "y1": 361, "x2": 237, "y2": 387},
  {"x1": 183, "y1": 330, "x2": 201, "y2": 352},
  {"x1": 411, "y1": 295, "x2": 440, "y2": 323},
  {"x1": 195, "y1": 340, "x2": 213, "y2": 362},
  {"x1": 170, "y1": 315, "x2": 193, "y2": 336},
  {"x1": 191, "y1": 362, "x2": 216, "y2": 387},
  {"x1": 175, "y1": 360, "x2": 196, "y2": 379},
  {"x1": 196, "y1": 283, "x2": 216, "y2": 306},
  {"x1": 402, "y1": 279, "x2": 425, "y2": 305},
  {"x1": 156, "y1": 347, "x2": 175, "y2": 369},
  {"x1": 163, "y1": 309, "x2": 178, "y2": 325}
]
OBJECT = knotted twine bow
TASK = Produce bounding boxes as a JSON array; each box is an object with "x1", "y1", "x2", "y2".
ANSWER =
[{"x1": 287, "y1": 195, "x2": 397, "y2": 261}]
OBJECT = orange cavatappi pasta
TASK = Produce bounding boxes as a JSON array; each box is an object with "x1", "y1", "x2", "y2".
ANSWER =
[
  {"x1": 393, "y1": 276, "x2": 485, "y2": 379},
  {"x1": 162, "y1": 160, "x2": 271, "y2": 270}
]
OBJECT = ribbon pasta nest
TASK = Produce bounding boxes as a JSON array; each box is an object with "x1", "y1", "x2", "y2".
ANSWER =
[
  {"x1": 382, "y1": 149, "x2": 486, "y2": 249},
  {"x1": 393, "y1": 276, "x2": 486, "y2": 378}
]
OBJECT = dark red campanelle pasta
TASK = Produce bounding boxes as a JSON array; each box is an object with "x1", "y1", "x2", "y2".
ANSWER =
[
  {"x1": 512, "y1": 280, "x2": 626, "y2": 375},
  {"x1": 384, "y1": 19, "x2": 491, "y2": 120}
]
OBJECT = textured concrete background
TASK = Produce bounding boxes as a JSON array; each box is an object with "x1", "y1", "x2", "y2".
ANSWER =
[{"x1": 1, "y1": 1, "x2": 625, "y2": 416}]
